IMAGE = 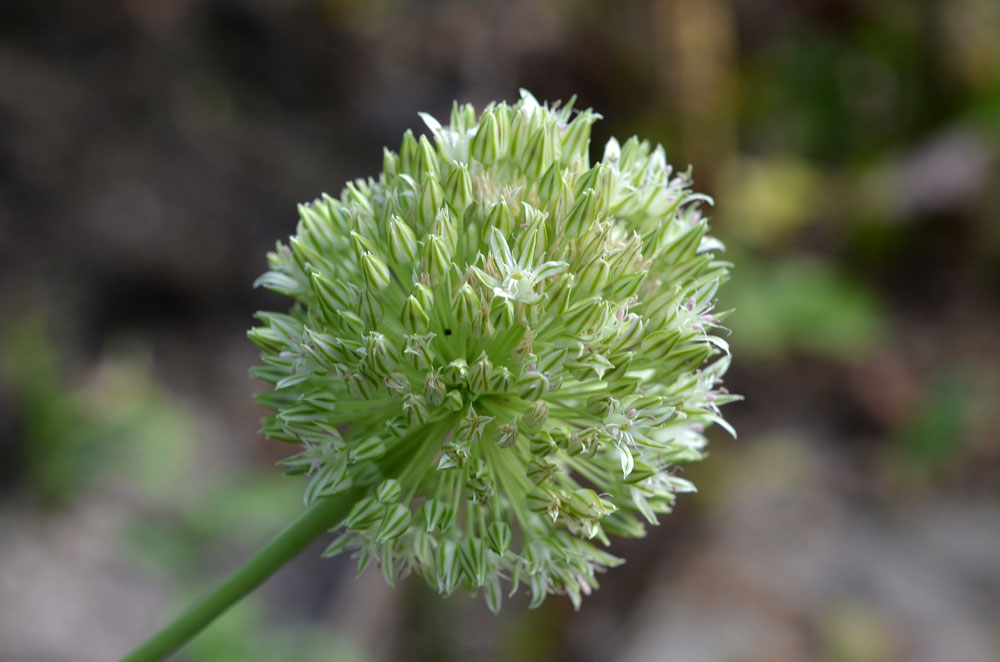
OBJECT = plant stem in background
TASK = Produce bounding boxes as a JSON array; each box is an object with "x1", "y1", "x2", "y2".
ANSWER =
[{"x1": 121, "y1": 492, "x2": 358, "y2": 662}]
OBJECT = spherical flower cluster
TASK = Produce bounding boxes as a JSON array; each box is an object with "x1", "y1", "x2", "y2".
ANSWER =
[{"x1": 248, "y1": 90, "x2": 736, "y2": 611}]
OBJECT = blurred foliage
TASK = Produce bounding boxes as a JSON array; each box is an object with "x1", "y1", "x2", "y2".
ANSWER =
[
  {"x1": 894, "y1": 373, "x2": 971, "y2": 469},
  {"x1": 0, "y1": 315, "x2": 364, "y2": 659},
  {"x1": 108, "y1": 381, "x2": 365, "y2": 660},
  {"x1": 123, "y1": 475, "x2": 306, "y2": 581},
  {"x1": 126, "y1": 475, "x2": 367, "y2": 662},
  {"x1": 720, "y1": 253, "x2": 886, "y2": 360},
  {"x1": 820, "y1": 600, "x2": 896, "y2": 662},
  {"x1": 182, "y1": 600, "x2": 366, "y2": 662},
  {"x1": 719, "y1": 157, "x2": 823, "y2": 248},
  {"x1": 122, "y1": 468, "x2": 368, "y2": 661},
  {"x1": 1, "y1": 316, "x2": 195, "y2": 504}
]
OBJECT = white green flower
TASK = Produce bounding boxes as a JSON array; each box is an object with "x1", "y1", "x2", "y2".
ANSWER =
[
  {"x1": 471, "y1": 225, "x2": 568, "y2": 305},
  {"x1": 250, "y1": 90, "x2": 736, "y2": 612}
]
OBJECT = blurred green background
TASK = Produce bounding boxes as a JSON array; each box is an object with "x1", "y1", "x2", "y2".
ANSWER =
[{"x1": 1, "y1": 1, "x2": 999, "y2": 660}]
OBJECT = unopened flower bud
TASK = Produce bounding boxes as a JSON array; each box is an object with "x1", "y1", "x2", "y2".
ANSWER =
[
  {"x1": 413, "y1": 282, "x2": 434, "y2": 312},
  {"x1": 452, "y1": 283, "x2": 479, "y2": 324},
  {"x1": 517, "y1": 370, "x2": 548, "y2": 401},
  {"x1": 442, "y1": 389, "x2": 464, "y2": 412},
  {"x1": 565, "y1": 297, "x2": 609, "y2": 336},
  {"x1": 495, "y1": 419, "x2": 518, "y2": 448},
  {"x1": 346, "y1": 371, "x2": 377, "y2": 399},
  {"x1": 468, "y1": 352, "x2": 494, "y2": 394},
  {"x1": 433, "y1": 207, "x2": 458, "y2": 254},
  {"x1": 561, "y1": 109, "x2": 598, "y2": 161},
  {"x1": 577, "y1": 256, "x2": 611, "y2": 296},
  {"x1": 403, "y1": 333, "x2": 435, "y2": 370},
  {"x1": 470, "y1": 109, "x2": 501, "y2": 165},
  {"x1": 376, "y1": 478, "x2": 403, "y2": 504},
  {"x1": 442, "y1": 358, "x2": 468, "y2": 383},
  {"x1": 485, "y1": 198, "x2": 515, "y2": 236},
  {"x1": 489, "y1": 365, "x2": 514, "y2": 392},
  {"x1": 401, "y1": 295, "x2": 430, "y2": 332},
  {"x1": 445, "y1": 162, "x2": 473, "y2": 214},
  {"x1": 546, "y1": 272, "x2": 574, "y2": 314},
  {"x1": 487, "y1": 521, "x2": 512, "y2": 556},
  {"x1": 564, "y1": 188, "x2": 598, "y2": 237},
  {"x1": 349, "y1": 435, "x2": 385, "y2": 463},
  {"x1": 474, "y1": 299, "x2": 495, "y2": 338},
  {"x1": 525, "y1": 400, "x2": 549, "y2": 428},
  {"x1": 529, "y1": 431, "x2": 557, "y2": 457},
  {"x1": 363, "y1": 331, "x2": 397, "y2": 375},
  {"x1": 361, "y1": 251, "x2": 392, "y2": 291},
  {"x1": 417, "y1": 135, "x2": 439, "y2": 182},
  {"x1": 422, "y1": 234, "x2": 451, "y2": 280},
  {"x1": 424, "y1": 370, "x2": 446, "y2": 406},
  {"x1": 402, "y1": 394, "x2": 429, "y2": 426},
  {"x1": 382, "y1": 147, "x2": 398, "y2": 177},
  {"x1": 526, "y1": 458, "x2": 557, "y2": 484},
  {"x1": 388, "y1": 214, "x2": 418, "y2": 264},
  {"x1": 418, "y1": 176, "x2": 445, "y2": 229},
  {"x1": 383, "y1": 371, "x2": 410, "y2": 397}
]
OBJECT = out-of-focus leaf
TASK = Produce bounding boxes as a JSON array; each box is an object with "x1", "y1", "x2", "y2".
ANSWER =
[
  {"x1": 895, "y1": 373, "x2": 971, "y2": 466},
  {"x1": 720, "y1": 253, "x2": 886, "y2": 359},
  {"x1": 718, "y1": 157, "x2": 822, "y2": 248}
]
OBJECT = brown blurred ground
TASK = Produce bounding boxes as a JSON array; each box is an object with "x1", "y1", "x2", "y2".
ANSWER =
[{"x1": 1, "y1": 1, "x2": 999, "y2": 661}]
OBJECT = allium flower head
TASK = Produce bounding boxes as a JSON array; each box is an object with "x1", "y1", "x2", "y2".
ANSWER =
[{"x1": 249, "y1": 90, "x2": 736, "y2": 611}]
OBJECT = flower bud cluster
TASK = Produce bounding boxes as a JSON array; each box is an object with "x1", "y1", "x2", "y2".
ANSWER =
[{"x1": 250, "y1": 90, "x2": 736, "y2": 611}]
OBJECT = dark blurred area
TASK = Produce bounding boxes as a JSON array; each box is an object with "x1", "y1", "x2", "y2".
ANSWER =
[{"x1": 1, "y1": 1, "x2": 999, "y2": 660}]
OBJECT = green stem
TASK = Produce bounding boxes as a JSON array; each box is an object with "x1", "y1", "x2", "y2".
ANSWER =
[{"x1": 121, "y1": 491, "x2": 359, "y2": 662}]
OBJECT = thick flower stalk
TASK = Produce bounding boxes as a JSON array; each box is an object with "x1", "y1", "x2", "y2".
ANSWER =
[{"x1": 249, "y1": 90, "x2": 735, "y2": 611}]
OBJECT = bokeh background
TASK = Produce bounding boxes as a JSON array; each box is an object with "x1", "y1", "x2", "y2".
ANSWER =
[{"x1": 2, "y1": 1, "x2": 999, "y2": 660}]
